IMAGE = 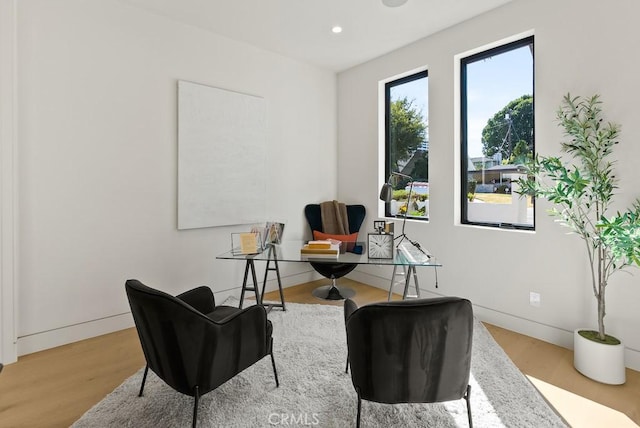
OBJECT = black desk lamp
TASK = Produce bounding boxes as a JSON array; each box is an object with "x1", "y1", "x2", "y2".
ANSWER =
[{"x1": 380, "y1": 172, "x2": 427, "y2": 255}]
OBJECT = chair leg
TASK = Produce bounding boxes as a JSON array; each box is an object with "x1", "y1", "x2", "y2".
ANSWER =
[
  {"x1": 192, "y1": 385, "x2": 200, "y2": 428},
  {"x1": 270, "y1": 338, "x2": 279, "y2": 387},
  {"x1": 465, "y1": 384, "x2": 472, "y2": 428},
  {"x1": 356, "y1": 392, "x2": 362, "y2": 428},
  {"x1": 345, "y1": 352, "x2": 349, "y2": 374},
  {"x1": 138, "y1": 365, "x2": 149, "y2": 397}
]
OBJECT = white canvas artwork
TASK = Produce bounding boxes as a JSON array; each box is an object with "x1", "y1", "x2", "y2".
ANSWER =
[{"x1": 178, "y1": 80, "x2": 266, "y2": 229}]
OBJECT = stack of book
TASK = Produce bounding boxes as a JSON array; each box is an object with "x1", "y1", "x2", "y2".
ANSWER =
[{"x1": 300, "y1": 240, "x2": 341, "y2": 259}]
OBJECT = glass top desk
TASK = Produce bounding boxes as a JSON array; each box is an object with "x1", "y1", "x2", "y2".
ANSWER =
[{"x1": 216, "y1": 240, "x2": 442, "y2": 310}]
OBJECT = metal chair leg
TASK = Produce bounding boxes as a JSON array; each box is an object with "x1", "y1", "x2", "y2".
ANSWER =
[
  {"x1": 138, "y1": 365, "x2": 149, "y2": 397},
  {"x1": 192, "y1": 385, "x2": 200, "y2": 428},
  {"x1": 345, "y1": 352, "x2": 349, "y2": 374},
  {"x1": 465, "y1": 384, "x2": 473, "y2": 428},
  {"x1": 270, "y1": 341, "x2": 279, "y2": 387},
  {"x1": 356, "y1": 392, "x2": 362, "y2": 428}
]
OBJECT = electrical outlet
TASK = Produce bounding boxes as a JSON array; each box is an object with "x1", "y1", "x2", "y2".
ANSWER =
[{"x1": 529, "y1": 292, "x2": 541, "y2": 307}]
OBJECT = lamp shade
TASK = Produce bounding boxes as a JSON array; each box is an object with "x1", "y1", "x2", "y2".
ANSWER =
[{"x1": 379, "y1": 182, "x2": 393, "y2": 202}]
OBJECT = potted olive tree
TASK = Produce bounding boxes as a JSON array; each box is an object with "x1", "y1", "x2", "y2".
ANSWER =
[{"x1": 517, "y1": 94, "x2": 640, "y2": 384}]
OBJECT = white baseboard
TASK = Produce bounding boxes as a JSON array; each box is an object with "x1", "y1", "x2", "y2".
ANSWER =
[
  {"x1": 16, "y1": 269, "x2": 320, "y2": 358},
  {"x1": 471, "y1": 306, "x2": 640, "y2": 372},
  {"x1": 17, "y1": 312, "x2": 135, "y2": 357},
  {"x1": 18, "y1": 269, "x2": 639, "y2": 373},
  {"x1": 627, "y1": 350, "x2": 640, "y2": 373},
  {"x1": 260, "y1": 269, "x2": 319, "y2": 294},
  {"x1": 350, "y1": 270, "x2": 640, "y2": 372}
]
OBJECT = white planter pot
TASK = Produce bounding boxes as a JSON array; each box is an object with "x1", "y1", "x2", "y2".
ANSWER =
[{"x1": 573, "y1": 329, "x2": 626, "y2": 385}]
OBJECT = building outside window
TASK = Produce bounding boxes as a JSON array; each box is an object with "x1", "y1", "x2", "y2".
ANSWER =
[
  {"x1": 460, "y1": 36, "x2": 534, "y2": 229},
  {"x1": 384, "y1": 70, "x2": 429, "y2": 220}
]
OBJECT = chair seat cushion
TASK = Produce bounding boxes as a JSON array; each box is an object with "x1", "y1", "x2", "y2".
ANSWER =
[
  {"x1": 205, "y1": 306, "x2": 273, "y2": 340},
  {"x1": 206, "y1": 305, "x2": 242, "y2": 322},
  {"x1": 266, "y1": 319, "x2": 273, "y2": 341}
]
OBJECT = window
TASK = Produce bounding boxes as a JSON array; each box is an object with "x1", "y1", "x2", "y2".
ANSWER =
[
  {"x1": 461, "y1": 36, "x2": 534, "y2": 229},
  {"x1": 384, "y1": 70, "x2": 429, "y2": 220}
]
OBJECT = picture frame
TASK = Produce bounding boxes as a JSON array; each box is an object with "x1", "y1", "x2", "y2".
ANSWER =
[{"x1": 231, "y1": 232, "x2": 263, "y2": 255}]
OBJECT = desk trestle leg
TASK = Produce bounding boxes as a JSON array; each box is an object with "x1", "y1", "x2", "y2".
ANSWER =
[
  {"x1": 239, "y1": 259, "x2": 261, "y2": 309},
  {"x1": 260, "y1": 256, "x2": 286, "y2": 312},
  {"x1": 388, "y1": 265, "x2": 421, "y2": 301}
]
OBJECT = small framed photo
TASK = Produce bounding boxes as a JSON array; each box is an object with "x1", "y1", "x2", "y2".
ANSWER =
[
  {"x1": 231, "y1": 232, "x2": 263, "y2": 255},
  {"x1": 373, "y1": 220, "x2": 386, "y2": 233}
]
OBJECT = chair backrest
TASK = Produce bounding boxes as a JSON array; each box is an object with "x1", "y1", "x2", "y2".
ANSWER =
[
  {"x1": 125, "y1": 279, "x2": 219, "y2": 395},
  {"x1": 345, "y1": 297, "x2": 473, "y2": 404},
  {"x1": 304, "y1": 203, "x2": 366, "y2": 235}
]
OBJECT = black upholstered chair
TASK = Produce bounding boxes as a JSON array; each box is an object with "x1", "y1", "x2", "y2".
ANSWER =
[
  {"x1": 344, "y1": 297, "x2": 474, "y2": 427},
  {"x1": 304, "y1": 203, "x2": 366, "y2": 300},
  {"x1": 125, "y1": 279, "x2": 279, "y2": 428}
]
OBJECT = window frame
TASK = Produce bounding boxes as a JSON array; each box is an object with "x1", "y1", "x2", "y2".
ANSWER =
[
  {"x1": 460, "y1": 35, "x2": 535, "y2": 230},
  {"x1": 383, "y1": 69, "x2": 429, "y2": 220}
]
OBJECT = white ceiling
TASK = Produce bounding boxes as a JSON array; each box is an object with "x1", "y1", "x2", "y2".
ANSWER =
[{"x1": 121, "y1": 0, "x2": 514, "y2": 72}]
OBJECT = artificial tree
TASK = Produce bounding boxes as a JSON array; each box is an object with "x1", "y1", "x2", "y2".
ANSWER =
[{"x1": 518, "y1": 94, "x2": 640, "y2": 343}]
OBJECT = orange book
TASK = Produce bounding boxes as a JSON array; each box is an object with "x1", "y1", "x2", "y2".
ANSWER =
[
  {"x1": 300, "y1": 247, "x2": 339, "y2": 255},
  {"x1": 306, "y1": 240, "x2": 333, "y2": 249}
]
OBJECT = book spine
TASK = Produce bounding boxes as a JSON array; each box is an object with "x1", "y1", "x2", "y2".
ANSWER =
[
  {"x1": 307, "y1": 243, "x2": 332, "y2": 249},
  {"x1": 300, "y1": 248, "x2": 339, "y2": 255},
  {"x1": 300, "y1": 253, "x2": 339, "y2": 259}
]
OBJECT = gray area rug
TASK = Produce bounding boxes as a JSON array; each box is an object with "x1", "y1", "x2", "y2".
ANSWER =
[{"x1": 73, "y1": 301, "x2": 567, "y2": 427}]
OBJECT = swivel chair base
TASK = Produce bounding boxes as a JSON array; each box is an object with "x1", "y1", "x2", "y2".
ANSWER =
[{"x1": 312, "y1": 284, "x2": 356, "y2": 300}]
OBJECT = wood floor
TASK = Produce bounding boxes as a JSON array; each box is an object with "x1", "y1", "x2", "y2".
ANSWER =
[{"x1": 0, "y1": 279, "x2": 638, "y2": 427}]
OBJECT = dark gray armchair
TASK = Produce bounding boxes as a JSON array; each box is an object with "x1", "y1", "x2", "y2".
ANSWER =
[
  {"x1": 344, "y1": 297, "x2": 474, "y2": 427},
  {"x1": 125, "y1": 279, "x2": 279, "y2": 428}
]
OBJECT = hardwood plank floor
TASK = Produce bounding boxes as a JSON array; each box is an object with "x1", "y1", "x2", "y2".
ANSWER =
[
  {"x1": 0, "y1": 327, "x2": 144, "y2": 427},
  {"x1": 0, "y1": 279, "x2": 638, "y2": 427}
]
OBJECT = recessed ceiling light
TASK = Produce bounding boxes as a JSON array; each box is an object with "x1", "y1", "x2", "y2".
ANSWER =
[
  {"x1": 331, "y1": 26, "x2": 343, "y2": 34},
  {"x1": 382, "y1": 0, "x2": 408, "y2": 7}
]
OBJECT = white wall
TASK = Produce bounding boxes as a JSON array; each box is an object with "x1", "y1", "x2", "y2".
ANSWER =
[
  {"x1": 10, "y1": 0, "x2": 337, "y2": 357},
  {"x1": 338, "y1": 0, "x2": 640, "y2": 370},
  {"x1": 0, "y1": 0, "x2": 18, "y2": 364},
  {"x1": 9, "y1": 0, "x2": 640, "y2": 371}
]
